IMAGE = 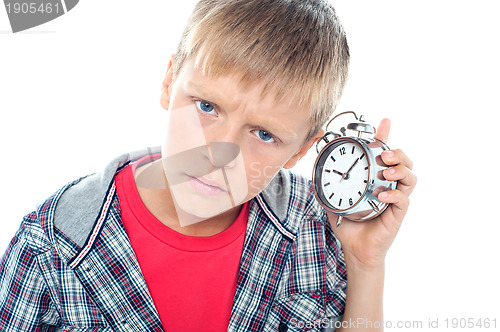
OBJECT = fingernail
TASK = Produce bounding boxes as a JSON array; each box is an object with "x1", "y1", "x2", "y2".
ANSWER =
[
  {"x1": 385, "y1": 150, "x2": 394, "y2": 157},
  {"x1": 379, "y1": 192, "x2": 388, "y2": 199},
  {"x1": 388, "y1": 168, "x2": 396, "y2": 175}
]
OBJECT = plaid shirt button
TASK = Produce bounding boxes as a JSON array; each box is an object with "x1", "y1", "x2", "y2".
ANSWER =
[{"x1": 278, "y1": 322, "x2": 288, "y2": 332}]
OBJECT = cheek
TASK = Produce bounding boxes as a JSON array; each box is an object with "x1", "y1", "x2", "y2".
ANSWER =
[
  {"x1": 164, "y1": 105, "x2": 207, "y2": 157},
  {"x1": 244, "y1": 157, "x2": 285, "y2": 196},
  {"x1": 242, "y1": 143, "x2": 302, "y2": 181}
]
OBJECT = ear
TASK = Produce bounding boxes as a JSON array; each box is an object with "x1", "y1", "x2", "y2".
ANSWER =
[
  {"x1": 283, "y1": 129, "x2": 325, "y2": 169},
  {"x1": 160, "y1": 54, "x2": 175, "y2": 110}
]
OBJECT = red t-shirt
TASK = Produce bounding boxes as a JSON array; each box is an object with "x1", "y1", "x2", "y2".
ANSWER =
[{"x1": 115, "y1": 156, "x2": 249, "y2": 331}]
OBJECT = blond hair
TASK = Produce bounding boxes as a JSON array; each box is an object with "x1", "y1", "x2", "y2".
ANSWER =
[{"x1": 173, "y1": 0, "x2": 350, "y2": 142}]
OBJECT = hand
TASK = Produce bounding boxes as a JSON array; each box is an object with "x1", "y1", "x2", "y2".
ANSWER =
[{"x1": 327, "y1": 118, "x2": 417, "y2": 269}]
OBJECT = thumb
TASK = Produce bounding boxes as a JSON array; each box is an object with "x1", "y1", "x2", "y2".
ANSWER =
[{"x1": 374, "y1": 118, "x2": 391, "y2": 144}]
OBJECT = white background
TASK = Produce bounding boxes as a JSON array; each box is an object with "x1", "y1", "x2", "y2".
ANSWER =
[{"x1": 1, "y1": 1, "x2": 499, "y2": 330}]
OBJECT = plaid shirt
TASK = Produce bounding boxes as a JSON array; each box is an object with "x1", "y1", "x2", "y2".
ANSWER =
[{"x1": 0, "y1": 147, "x2": 346, "y2": 331}]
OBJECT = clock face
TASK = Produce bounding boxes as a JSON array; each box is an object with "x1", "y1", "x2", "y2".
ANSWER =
[{"x1": 317, "y1": 140, "x2": 370, "y2": 211}]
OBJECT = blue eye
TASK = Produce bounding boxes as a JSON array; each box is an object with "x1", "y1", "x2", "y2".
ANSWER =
[
  {"x1": 195, "y1": 100, "x2": 217, "y2": 115},
  {"x1": 252, "y1": 129, "x2": 275, "y2": 143}
]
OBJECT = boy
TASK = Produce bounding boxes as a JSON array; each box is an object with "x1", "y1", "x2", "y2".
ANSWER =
[{"x1": 0, "y1": 0, "x2": 416, "y2": 331}]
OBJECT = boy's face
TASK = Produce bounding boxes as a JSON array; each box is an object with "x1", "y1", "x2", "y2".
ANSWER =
[{"x1": 159, "y1": 56, "x2": 323, "y2": 223}]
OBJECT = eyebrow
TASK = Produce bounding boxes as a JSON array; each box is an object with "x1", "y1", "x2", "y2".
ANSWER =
[{"x1": 185, "y1": 80, "x2": 299, "y2": 140}]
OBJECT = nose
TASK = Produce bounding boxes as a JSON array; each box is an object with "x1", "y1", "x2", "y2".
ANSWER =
[
  {"x1": 206, "y1": 142, "x2": 240, "y2": 169},
  {"x1": 202, "y1": 122, "x2": 242, "y2": 169}
]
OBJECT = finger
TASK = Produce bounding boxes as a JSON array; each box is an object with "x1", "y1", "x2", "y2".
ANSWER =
[
  {"x1": 383, "y1": 164, "x2": 417, "y2": 196},
  {"x1": 381, "y1": 149, "x2": 414, "y2": 170},
  {"x1": 374, "y1": 118, "x2": 391, "y2": 144},
  {"x1": 378, "y1": 189, "x2": 410, "y2": 228}
]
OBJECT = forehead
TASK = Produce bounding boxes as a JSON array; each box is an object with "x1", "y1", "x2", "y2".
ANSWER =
[
  {"x1": 176, "y1": 58, "x2": 311, "y2": 141},
  {"x1": 181, "y1": 57, "x2": 308, "y2": 107},
  {"x1": 176, "y1": 52, "x2": 314, "y2": 110}
]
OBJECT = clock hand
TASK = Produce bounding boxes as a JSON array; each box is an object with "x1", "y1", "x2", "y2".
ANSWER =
[
  {"x1": 342, "y1": 157, "x2": 359, "y2": 180},
  {"x1": 330, "y1": 169, "x2": 344, "y2": 177}
]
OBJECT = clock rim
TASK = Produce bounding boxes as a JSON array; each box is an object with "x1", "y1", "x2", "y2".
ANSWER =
[{"x1": 312, "y1": 137, "x2": 372, "y2": 213}]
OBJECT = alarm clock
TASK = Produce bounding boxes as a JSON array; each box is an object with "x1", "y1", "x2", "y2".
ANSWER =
[{"x1": 312, "y1": 111, "x2": 397, "y2": 228}]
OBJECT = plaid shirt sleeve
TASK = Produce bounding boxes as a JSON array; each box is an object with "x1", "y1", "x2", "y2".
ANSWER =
[{"x1": 0, "y1": 212, "x2": 59, "y2": 331}]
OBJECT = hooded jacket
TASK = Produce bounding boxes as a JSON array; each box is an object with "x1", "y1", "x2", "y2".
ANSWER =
[{"x1": 0, "y1": 146, "x2": 346, "y2": 331}]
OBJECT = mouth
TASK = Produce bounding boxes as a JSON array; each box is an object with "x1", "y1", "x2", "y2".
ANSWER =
[{"x1": 186, "y1": 174, "x2": 227, "y2": 196}]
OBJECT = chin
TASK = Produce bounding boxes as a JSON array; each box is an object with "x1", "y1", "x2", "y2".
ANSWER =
[{"x1": 171, "y1": 183, "x2": 234, "y2": 221}]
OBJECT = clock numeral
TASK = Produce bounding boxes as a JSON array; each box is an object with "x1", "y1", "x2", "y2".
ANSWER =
[
  {"x1": 358, "y1": 191, "x2": 362, "y2": 196},
  {"x1": 330, "y1": 156, "x2": 336, "y2": 162},
  {"x1": 339, "y1": 198, "x2": 342, "y2": 206},
  {"x1": 324, "y1": 182, "x2": 330, "y2": 187},
  {"x1": 329, "y1": 193, "x2": 334, "y2": 199},
  {"x1": 325, "y1": 169, "x2": 331, "y2": 173},
  {"x1": 349, "y1": 198, "x2": 353, "y2": 206},
  {"x1": 360, "y1": 153, "x2": 365, "y2": 160},
  {"x1": 351, "y1": 146, "x2": 355, "y2": 154},
  {"x1": 339, "y1": 147, "x2": 346, "y2": 155}
]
